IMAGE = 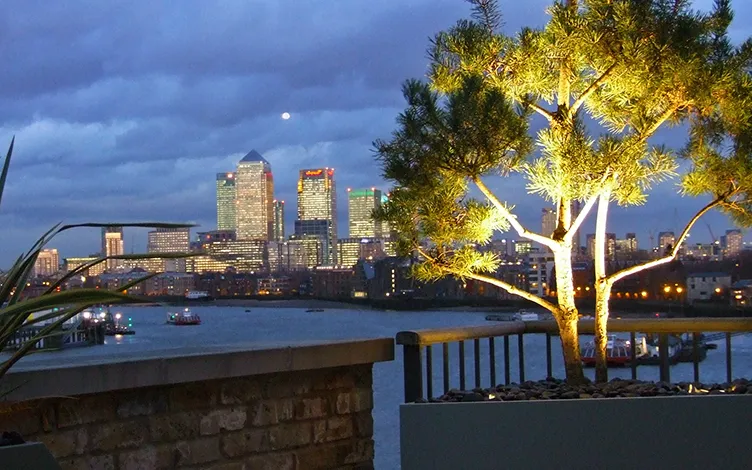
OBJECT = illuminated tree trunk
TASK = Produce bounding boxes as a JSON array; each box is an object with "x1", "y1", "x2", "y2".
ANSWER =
[
  {"x1": 593, "y1": 190, "x2": 611, "y2": 383},
  {"x1": 553, "y1": 244, "x2": 586, "y2": 384}
]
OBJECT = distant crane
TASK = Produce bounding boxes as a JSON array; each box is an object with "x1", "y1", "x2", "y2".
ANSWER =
[
  {"x1": 705, "y1": 222, "x2": 718, "y2": 245},
  {"x1": 648, "y1": 229, "x2": 656, "y2": 254}
]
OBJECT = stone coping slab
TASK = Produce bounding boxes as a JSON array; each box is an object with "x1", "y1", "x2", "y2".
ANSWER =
[{"x1": 1, "y1": 338, "x2": 394, "y2": 401}]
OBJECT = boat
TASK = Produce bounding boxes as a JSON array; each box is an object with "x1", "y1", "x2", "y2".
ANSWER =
[
  {"x1": 185, "y1": 290, "x2": 213, "y2": 301},
  {"x1": 306, "y1": 308, "x2": 325, "y2": 313},
  {"x1": 166, "y1": 308, "x2": 202, "y2": 326},
  {"x1": 581, "y1": 335, "x2": 650, "y2": 367},
  {"x1": 486, "y1": 309, "x2": 539, "y2": 322}
]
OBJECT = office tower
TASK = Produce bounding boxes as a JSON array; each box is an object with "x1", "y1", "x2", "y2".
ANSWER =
[
  {"x1": 235, "y1": 150, "x2": 274, "y2": 240},
  {"x1": 625, "y1": 233, "x2": 638, "y2": 252},
  {"x1": 34, "y1": 248, "x2": 59, "y2": 277},
  {"x1": 297, "y1": 168, "x2": 337, "y2": 264},
  {"x1": 148, "y1": 227, "x2": 191, "y2": 272},
  {"x1": 724, "y1": 229, "x2": 743, "y2": 258},
  {"x1": 101, "y1": 226, "x2": 124, "y2": 271},
  {"x1": 273, "y1": 200, "x2": 285, "y2": 242},
  {"x1": 658, "y1": 231, "x2": 676, "y2": 255},
  {"x1": 216, "y1": 172, "x2": 237, "y2": 231},
  {"x1": 348, "y1": 188, "x2": 383, "y2": 238},
  {"x1": 541, "y1": 207, "x2": 556, "y2": 237}
]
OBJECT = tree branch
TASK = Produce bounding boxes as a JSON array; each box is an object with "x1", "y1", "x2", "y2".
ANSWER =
[
  {"x1": 564, "y1": 194, "x2": 598, "y2": 244},
  {"x1": 529, "y1": 102, "x2": 555, "y2": 122},
  {"x1": 607, "y1": 195, "x2": 726, "y2": 286},
  {"x1": 472, "y1": 176, "x2": 558, "y2": 249},
  {"x1": 569, "y1": 62, "x2": 618, "y2": 118},
  {"x1": 413, "y1": 245, "x2": 559, "y2": 312}
]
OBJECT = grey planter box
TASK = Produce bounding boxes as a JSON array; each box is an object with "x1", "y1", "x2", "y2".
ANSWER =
[
  {"x1": 401, "y1": 395, "x2": 752, "y2": 470},
  {"x1": 0, "y1": 442, "x2": 61, "y2": 470}
]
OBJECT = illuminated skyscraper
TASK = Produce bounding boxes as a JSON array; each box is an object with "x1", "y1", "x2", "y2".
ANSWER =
[
  {"x1": 347, "y1": 188, "x2": 383, "y2": 238},
  {"x1": 148, "y1": 227, "x2": 191, "y2": 272},
  {"x1": 236, "y1": 150, "x2": 274, "y2": 240},
  {"x1": 34, "y1": 248, "x2": 59, "y2": 277},
  {"x1": 273, "y1": 200, "x2": 285, "y2": 242},
  {"x1": 297, "y1": 168, "x2": 337, "y2": 264},
  {"x1": 101, "y1": 226, "x2": 124, "y2": 271},
  {"x1": 216, "y1": 172, "x2": 237, "y2": 231}
]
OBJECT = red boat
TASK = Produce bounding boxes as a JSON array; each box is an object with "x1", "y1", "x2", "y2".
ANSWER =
[{"x1": 166, "y1": 308, "x2": 201, "y2": 326}]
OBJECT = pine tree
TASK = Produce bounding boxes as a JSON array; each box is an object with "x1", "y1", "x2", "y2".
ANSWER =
[{"x1": 374, "y1": 0, "x2": 752, "y2": 384}]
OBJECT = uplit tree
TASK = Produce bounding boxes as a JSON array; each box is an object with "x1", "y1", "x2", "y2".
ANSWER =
[
  {"x1": 375, "y1": 76, "x2": 596, "y2": 383},
  {"x1": 592, "y1": 26, "x2": 752, "y2": 380},
  {"x1": 375, "y1": 0, "x2": 750, "y2": 383}
]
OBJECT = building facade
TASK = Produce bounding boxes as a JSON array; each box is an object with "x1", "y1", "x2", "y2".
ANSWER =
[
  {"x1": 273, "y1": 200, "x2": 285, "y2": 242},
  {"x1": 235, "y1": 150, "x2": 274, "y2": 240},
  {"x1": 101, "y1": 226, "x2": 124, "y2": 271},
  {"x1": 34, "y1": 248, "x2": 59, "y2": 277},
  {"x1": 347, "y1": 188, "x2": 383, "y2": 238},
  {"x1": 216, "y1": 172, "x2": 237, "y2": 231},
  {"x1": 297, "y1": 168, "x2": 337, "y2": 264},
  {"x1": 147, "y1": 227, "x2": 191, "y2": 272}
]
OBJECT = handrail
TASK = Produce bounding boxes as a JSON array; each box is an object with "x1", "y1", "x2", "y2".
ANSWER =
[
  {"x1": 396, "y1": 318, "x2": 752, "y2": 347},
  {"x1": 396, "y1": 321, "x2": 525, "y2": 346},
  {"x1": 397, "y1": 317, "x2": 752, "y2": 403}
]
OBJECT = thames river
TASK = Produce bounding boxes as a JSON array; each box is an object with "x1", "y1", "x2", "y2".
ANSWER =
[{"x1": 9, "y1": 305, "x2": 752, "y2": 469}]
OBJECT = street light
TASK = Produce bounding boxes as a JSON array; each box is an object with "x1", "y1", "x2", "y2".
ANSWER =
[
  {"x1": 663, "y1": 286, "x2": 671, "y2": 293},
  {"x1": 676, "y1": 287, "x2": 684, "y2": 294}
]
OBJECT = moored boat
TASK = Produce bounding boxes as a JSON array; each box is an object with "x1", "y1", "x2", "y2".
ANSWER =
[
  {"x1": 581, "y1": 335, "x2": 649, "y2": 367},
  {"x1": 486, "y1": 309, "x2": 539, "y2": 322},
  {"x1": 166, "y1": 308, "x2": 202, "y2": 326}
]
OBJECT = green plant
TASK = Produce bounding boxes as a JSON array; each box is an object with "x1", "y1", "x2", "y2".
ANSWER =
[{"x1": 0, "y1": 137, "x2": 195, "y2": 384}]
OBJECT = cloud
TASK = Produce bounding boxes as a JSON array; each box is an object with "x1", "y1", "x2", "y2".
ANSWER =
[{"x1": 0, "y1": 0, "x2": 749, "y2": 266}]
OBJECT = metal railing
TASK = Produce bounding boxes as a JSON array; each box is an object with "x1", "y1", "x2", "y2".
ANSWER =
[{"x1": 396, "y1": 318, "x2": 752, "y2": 403}]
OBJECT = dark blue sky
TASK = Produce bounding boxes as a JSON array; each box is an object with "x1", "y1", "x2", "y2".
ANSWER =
[{"x1": 0, "y1": 0, "x2": 749, "y2": 267}]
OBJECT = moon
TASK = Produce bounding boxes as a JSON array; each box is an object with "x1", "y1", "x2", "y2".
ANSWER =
[{"x1": 281, "y1": 112, "x2": 291, "y2": 120}]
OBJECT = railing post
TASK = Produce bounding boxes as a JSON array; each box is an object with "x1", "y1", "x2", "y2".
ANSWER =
[
  {"x1": 629, "y1": 331, "x2": 637, "y2": 380},
  {"x1": 726, "y1": 333, "x2": 732, "y2": 383},
  {"x1": 545, "y1": 333, "x2": 552, "y2": 378},
  {"x1": 403, "y1": 345, "x2": 423, "y2": 403},
  {"x1": 659, "y1": 333, "x2": 670, "y2": 383},
  {"x1": 517, "y1": 334, "x2": 525, "y2": 383}
]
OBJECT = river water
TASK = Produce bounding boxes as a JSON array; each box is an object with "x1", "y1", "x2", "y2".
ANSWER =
[{"x1": 9, "y1": 306, "x2": 752, "y2": 469}]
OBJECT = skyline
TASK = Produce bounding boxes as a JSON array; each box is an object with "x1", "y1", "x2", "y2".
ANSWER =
[{"x1": 1, "y1": 0, "x2": 750, "y2": 266}]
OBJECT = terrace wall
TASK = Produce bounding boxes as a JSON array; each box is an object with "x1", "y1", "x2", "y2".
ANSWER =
[{"x1": 0, "y1": 339, "x2": 393, "y2": 470}]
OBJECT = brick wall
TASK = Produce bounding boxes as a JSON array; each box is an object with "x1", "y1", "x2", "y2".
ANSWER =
[{"x1": 0, "y1": 364, "x2": 375, "y2": 470}]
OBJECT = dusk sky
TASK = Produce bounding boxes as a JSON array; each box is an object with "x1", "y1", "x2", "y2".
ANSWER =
[{"x1": 0, "y1": 0, "x2": 750, "y2": 267}]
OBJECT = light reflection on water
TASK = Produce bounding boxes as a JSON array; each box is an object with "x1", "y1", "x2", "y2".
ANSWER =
[{"x1": 8, "y1": 306, "x2": 752, "y2": 470}]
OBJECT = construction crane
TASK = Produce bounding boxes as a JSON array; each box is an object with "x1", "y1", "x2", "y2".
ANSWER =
[{"x1": 705, "y1": 222, "x2": 718, "y2": 245}]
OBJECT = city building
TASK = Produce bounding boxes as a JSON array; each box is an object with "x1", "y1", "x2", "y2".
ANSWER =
[
  {"x1": 273, "y1": 200, "x2": 285, "y2": 242},
  {"x1": 65, "y1": 256, "x2": 105, "y2": 277},
  {"x1": 658, "y1": 231, "x2": 676, "y2": 255},
  {"x1": 338, "y1": 238, "x2": 389, "y2": 267},
  {"x1": 541, "y1": 207, "x2": 556, "y2": 238},
  {"x1": 101, "y1": 226, "x2": 124, "y2": 271},
  {"x1": 724, "y1": 229, "x2": 743, "y2": 258},
  {"x1": 514, "y1": 240, "x2": 533, "y2": 255},
  {"x1": 188, "y1": 239, "x2": 268, "y2": 273},
  {"x1": 297, "y1": 168, "x2": 337, "y2": 264},
  {"x1": 196, "y1": 230, "x2": 237, "y2": 248},
  {"x1": 686, "y1": 272, "x2": 731, "y2": 303},
  {"x1": 235, "y1": 150, "x2": 274, "y2": 240},
  {"x1": 311, "y1": 266, "x2": 355, "y2": 298},
  {"x1": 527, "y1": 251, "x2": 555, "y2": 297},
  {"x1": 147, "y1": 227, "x2": 191, "y2": 272},
  {"x1": 216, "y1": 172, "x2": 236, "y2": 231},
  {"x1": 34, "y1": 248, "x2": 59, "y2": 277},
  {"x1": 348, "y1": 188, "x2": 383, "y2": 238}
]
